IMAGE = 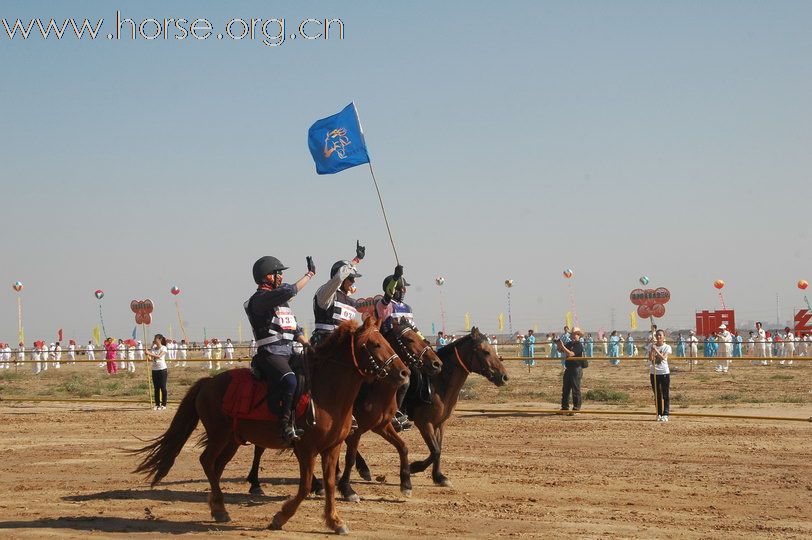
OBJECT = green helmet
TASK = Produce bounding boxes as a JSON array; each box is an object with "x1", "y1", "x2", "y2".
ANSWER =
[
  {"x1": 382, "y1": 274, "x2": 410, "y2": 294},
  {"x1": 252, "y1": 256, "x2": 288, "y2": 284}
]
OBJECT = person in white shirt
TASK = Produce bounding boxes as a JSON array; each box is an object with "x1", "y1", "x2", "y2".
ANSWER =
[
  {"x1": 68, "y1": 341, "x2": 76, "y2": 364},
  {"x1": 32, "y1": 343, "x2": 43, "y2": 374},
  {"x1": 16, "y1": 342, "x2": 25, "y2": 367},
  {"x1": 754, "y1": 323, "x2": 768, "y2": 365},
  {"x1": 136, "y1": 340, "x2": 145, "y2": 361},
  {"x1": 203, "y1": 340, "x2": 213, "y2": 369},
  {"x1": 687, "y1": 330, "x2": 699, "y2": 364},
  {"x1": 212, "y1": 338, "x2": 222, "y2": 370},
  {"x1": 647, "y1": 329, "x2": 672, "y2": 422},
  {"x1": 765, "y1": 333, "x2": 773, "y2": 364},
  {"x1": 224, "y1": 339, "x2": 235, "y2": 364},
  {"x1": 144, "y1": 334, "x2": 169, "y2": 410},
  {"x1": 803, "y1": 334, "x2": 811, "y2": 357},
  {"x1": 0, "y1": 344, "x2": 9, "y2": 369},
  {"x1": 782, "y1": 328, "x2": 795, "y2": 365},
  {"x1": 127, "y1": 342, "x2": 136, "y2": 372},
  {"x1": 116, "y1": 339, "x2": 126, "y2": 369},
  {"x1": 178, "y1": 339, "x2": 188, "y2": 367},
  {"x1": 51, "y1": 343, "x2": 61, "y2": 369},
  {"x1": 715, "y1": 325, "x2": 733, "y2": 373}
]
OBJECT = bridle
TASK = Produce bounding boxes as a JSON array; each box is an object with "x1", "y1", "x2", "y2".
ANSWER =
[
  {"x1": 350, "y1": 328, "x2": 399, "y2": 380},
  {"x1": 387, "y1": 326, "x2": 430, "y2": 370}
]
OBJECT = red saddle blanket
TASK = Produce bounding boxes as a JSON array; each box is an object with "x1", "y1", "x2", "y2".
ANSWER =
[{"x1": 222, "y1": 368, "x2": 310, "y2": 422}]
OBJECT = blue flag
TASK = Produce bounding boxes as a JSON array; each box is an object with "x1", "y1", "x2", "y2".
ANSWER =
[
  {"x1": 132, "y1": 326, "x2": 137, "y2": 340},
  {"x1": 308, "y1": 103, "x2": 370, "y2": 174}
]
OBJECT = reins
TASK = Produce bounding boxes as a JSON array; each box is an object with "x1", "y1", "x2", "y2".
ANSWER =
[{"x1": 453, "y1": 346, "x2": 471, "y2": 374}]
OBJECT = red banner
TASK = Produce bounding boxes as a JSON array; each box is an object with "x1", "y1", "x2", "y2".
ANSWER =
[
  {"x1": 695, "y1": 309, "x2": 736, "y2": 336},
  {"x1": 795, "y1": 309, "x2": 812, "y2": 337},
  {"x1": 354, "y1": 295, "x2": 382, "y2": 319},
  {"x1": 630, "y1": 287, "x2": 670, "y2": 319}
]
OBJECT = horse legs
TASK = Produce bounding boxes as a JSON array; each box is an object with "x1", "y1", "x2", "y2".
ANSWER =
[
  {"x1": 321, "y1": 443, "x2": 349, "y2": 534},
  {"x1": 337, "y1": 431, "x2": 362, "y2": 502},
  {"x1": 374, "y1": 421, "x2": 412, "y2": 497},
  {"x1": 247, "y1": 445, "x2": 266, "y2": 495},
  {"x1": 199, "y1": 430, "x2": 231, "y2": 522},
  {"x1": 209, "y1": 440, "x2": 240, "y2": 521},
  {"x1": 431, "y1": 423, "x2": 452, "y2": 488},
  {"x1": 269, "y1": 448, "x2": 316, "y2": 531},
  {"x1": 409, "y1": 421, "x2": 438, "y2": 475},
  {"x1": 354, "y1": 451, "x2": 372, "y2": 481}
]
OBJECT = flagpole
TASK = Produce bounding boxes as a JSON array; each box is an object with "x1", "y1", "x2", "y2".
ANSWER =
[{"x1": 367, "y1": 162, "x2": 400, "y2": 265}]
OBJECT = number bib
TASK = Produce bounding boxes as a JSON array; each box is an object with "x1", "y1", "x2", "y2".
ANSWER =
[{"x1": 273, "y1": 307, "x2": 298, "y2": 331}]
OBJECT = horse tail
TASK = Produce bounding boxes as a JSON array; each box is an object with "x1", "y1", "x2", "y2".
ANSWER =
[{"x1": 131, "y1": 377, "x2": 207, "y2": 486}]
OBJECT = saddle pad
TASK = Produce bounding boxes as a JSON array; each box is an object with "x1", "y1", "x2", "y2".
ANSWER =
[{"x1": 222, "y1": 368, "x2": 309, "y2": 422}]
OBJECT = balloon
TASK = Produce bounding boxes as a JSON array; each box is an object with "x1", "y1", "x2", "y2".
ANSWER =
[
  {"x1": 12, "y1": 281, "x2": 23, "y2": 292},
  {"x1": 171, "y1": 286, "x2": 181, "y2": 295},
  {"x1": 639, "y1": 276, "x2": 649, "y2": 286},
  {"x1": 504, "y1": 279, "x2": 514, "y2": 288},
  {"x1": 714, "y1": 279, "x2": 725, "y2": 290},
  {"x1": 798, "y1": 280, "x2": 809, "y2": 291},
  {"x1": 563, "y1": 269, "x2": 573, "y2": 279},
  {"x1": 94, "y1": 289, "x2": 104, "y2": 300},
  {"x1": 435, "y1": 277, "x2": 445, "y2": 286}
]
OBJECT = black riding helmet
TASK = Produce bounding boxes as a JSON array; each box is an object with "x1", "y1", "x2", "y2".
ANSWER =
[
  {"x1": 252, "y1": 256, "x2": 288, "y2": 284},
  {"x1": 382, "y1": 274, "x2": 410, "y2": 293},
  {"x1": 330, "y1": 260, "x2": 362, "y2": 279}
]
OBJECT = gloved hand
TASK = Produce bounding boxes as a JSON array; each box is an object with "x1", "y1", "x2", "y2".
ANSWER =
[
  {"x1": 306, "y1": 256, "x2": 316, "y2": 274},
  {"x1": 355, "y1": 241, "x2": 365, "y2": 260},
  {"x1": 394, "y1": 264, "x2": 404, "y2": 280}
]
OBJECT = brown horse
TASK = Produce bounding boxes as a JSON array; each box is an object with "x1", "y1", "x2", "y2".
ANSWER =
[
  {"x1": 132, "y1": 317, "x2": 409, "y2": 535},
  {"x1": 355, "y1": 326, "x2": 508, "y2": 488},
  {"x1": 247, "y1": 318, "x2": 443, "y2": 501}
]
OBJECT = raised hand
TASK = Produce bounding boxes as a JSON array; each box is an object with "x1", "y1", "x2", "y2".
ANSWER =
[
  {"x1": 355, "y1": 240, "x2": 365, "y2": 260},
  {"x1": 306, "y1": 256, "x2": 316, "y2": 275}
]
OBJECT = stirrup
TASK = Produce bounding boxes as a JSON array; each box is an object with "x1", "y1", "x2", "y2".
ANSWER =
[
  {"x1": 282, "y1": 424, "x2": 303, "y2": 444},
  {"x1": 391, "y1": 416, "x2": 413, "y2": 433}
]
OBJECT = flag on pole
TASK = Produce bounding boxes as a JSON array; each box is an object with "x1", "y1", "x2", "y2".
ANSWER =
[
  {"x1": 308, "y1": 103, "x2": 370, "y2": 174},
  {"x1": 630, "y1": 311, "x2": 638, "y2": 330},
  {"x1": 464, "y1": 312, "x2": 471, "y2": 331},
  {"x1": 565, "y1": 312, "x2": 573, "y2": 329},
  {"x1": 132, "y1": 326, "x2": 137, "y2": 340},
  {"x1": 92, "y1": 326, "x2": 101, "y2": 346},
  {"x1": 431, "y1": 322, "x2": 436, "y2": 335},
  {"x1": 498, "y1": 313, "x2": 505, "y2": 331},
  {"x1": 19, "y1": 327, "x2": 24, "y2": 343},
  {"x1": 57, "y1": 328, "x2": 63, "y2": 342}
]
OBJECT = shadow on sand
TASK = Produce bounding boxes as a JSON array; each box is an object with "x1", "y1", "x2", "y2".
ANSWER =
[{"x1": 0, "y1": 516, "x2": 247, "y2": 534}]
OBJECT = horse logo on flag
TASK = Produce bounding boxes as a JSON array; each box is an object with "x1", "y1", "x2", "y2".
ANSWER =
[{"x1": 324, "y1": 128, "x2": 352, "y2": 159}]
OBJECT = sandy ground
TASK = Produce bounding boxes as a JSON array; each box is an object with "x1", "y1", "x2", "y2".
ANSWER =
[{"x1": 0, "y1": 360, "x2": 810, "y2": 538}]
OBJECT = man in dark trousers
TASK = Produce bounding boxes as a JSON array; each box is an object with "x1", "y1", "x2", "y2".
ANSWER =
[{"x1": 557, "y1": 327, "x2": 587, "y2": 413}]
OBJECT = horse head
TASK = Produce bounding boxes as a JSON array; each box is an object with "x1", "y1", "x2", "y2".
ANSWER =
[
  {"x1": 350, "y1": 315, "x2": 409, "y2": 387},
  {"x1": 453, "y1": 327, "x2": 509, "y2": 386},
  {"x1": 385, "y1": 317, "x2": 443, "y2": 375}
]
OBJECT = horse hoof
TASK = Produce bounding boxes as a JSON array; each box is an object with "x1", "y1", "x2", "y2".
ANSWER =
[
  {"x1": 314, "y1": 488, "x2": 326, "y2": 497},
  {"x1": 268, "y1": 516, "x2": 283, "y2": 530},
  {"x1": 335, "y1": 524, "x2": 350, "y2": 535},
  {"x1": 343, "y1": 493, "x2": 360, "y2": 503},
  {"x1": 401, "y1": 488, "x2": 412, "y2": 498},
  {"x1": 358, "y1": 470, "x2": 372, "y2": 482},
  {"x1": 249, "y1": 486, "x2": 265, "y2": 496},
  {"x1": 212, "y1": 511, "x2": 231, "y2": 523},
  {"x1": 436, "y1": 478, "x2": 453, "y2": 488}
]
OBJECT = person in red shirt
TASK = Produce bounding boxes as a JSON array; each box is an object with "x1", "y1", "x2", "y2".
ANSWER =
[{"x1": 104, "y1": 337, "x2": 118, "y2": 374}]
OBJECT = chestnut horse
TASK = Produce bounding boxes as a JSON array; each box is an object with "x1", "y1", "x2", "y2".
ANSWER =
[
  {"x1": 355, "y1": 326, "x2": 508, "y2": 488},
  {"x1": 132, "y1": 317, "x2": 409, "y2": 535},
  {"x1": 246, "y1": 318, "x2": 443, "y2": 501}
]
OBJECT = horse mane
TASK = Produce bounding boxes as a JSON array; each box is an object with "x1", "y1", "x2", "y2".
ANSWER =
[{"x1": 311, "y1": 319, "x2": 378, "y2": 363}]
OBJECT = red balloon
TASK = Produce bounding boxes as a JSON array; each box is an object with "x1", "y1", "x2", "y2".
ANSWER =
[
  {"x1": 170, "y1": 286, "x2": 180, "y2": 296},
  {"x1": 798, "y1": 280, "x2": 809, "y2": 290},
  {"x1": 713, "y1": 279, "x2": 725, "y2": 290}
]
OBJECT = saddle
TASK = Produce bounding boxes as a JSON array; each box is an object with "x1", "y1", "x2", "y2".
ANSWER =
[
  {"x1": 222, "y1": 368, "x2": 310, "y2": 422},
  {"x1": 405, "y1": 368, "x2": 433, "y2": 406}
]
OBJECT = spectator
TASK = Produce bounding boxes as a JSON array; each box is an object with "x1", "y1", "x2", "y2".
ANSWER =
[
  {"x1": 522, "y1": 329, "x2": 536, "y2": 368},
  {"x1": 687, "y1": 330, "x2": 699, "y2": 363},
  {"x1": 608, "y1": 330, "x2": 620, "y2": 365},
  {"x1": 145, "y1": 334, "x2": 169, "y2": 410},
  {"x1": 104, "y1": 338, "x2": 118, "y2": 375},
  {"x1": 647, "y1": 329, "x2": 672, "y2": 422},
  {"x1": 436, "y1": 331, "x2": 447, "y2": 348},
  {"x1": 557, "y1": 327, "x2": 587, "y2": 413}
]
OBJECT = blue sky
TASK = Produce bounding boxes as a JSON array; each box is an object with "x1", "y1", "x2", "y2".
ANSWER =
[{"x1": 1, "y1": 1, "x2": 810, "y2": 342}]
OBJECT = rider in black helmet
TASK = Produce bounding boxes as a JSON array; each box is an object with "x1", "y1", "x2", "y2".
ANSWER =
[
  {"x1": 311, "y1": 241, "x2": 365, "y2": 347},
  {"x1": 244, "y1": 255, "x2": 316, "y2": 445}
]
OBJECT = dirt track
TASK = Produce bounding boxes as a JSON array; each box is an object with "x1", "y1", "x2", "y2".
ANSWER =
[{"x1": 0, "y1": 361, "x2": 810, "y2": 538}]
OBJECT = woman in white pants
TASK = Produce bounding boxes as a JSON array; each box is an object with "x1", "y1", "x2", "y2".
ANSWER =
[
  {"x1": 782, "y1": 328, "x2": 795, "y2": 365},
  {"x1": 127, "y1": 342, "x2": 136, "y2": 372}
]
